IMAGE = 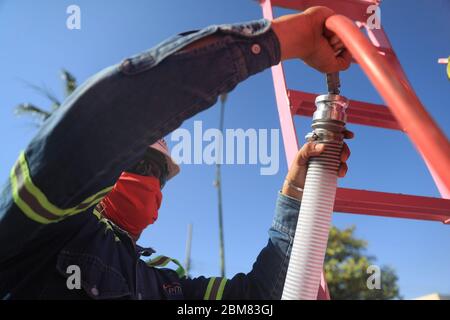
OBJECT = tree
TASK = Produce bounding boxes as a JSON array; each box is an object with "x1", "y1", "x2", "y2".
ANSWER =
[
  {"x1": 14, "y1": 69, "x2": 77, "y2": 124},
  {"x1": 325, "y1": 225, "x2": 401, "y2": 299}
]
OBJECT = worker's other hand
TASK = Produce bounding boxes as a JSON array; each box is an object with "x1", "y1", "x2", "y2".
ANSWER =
[
  {"x1": 272, "y1": 6, "x2": 352, "y2": 73},
  {"x1": 281, "y1": 130, "x2": 353, "y2": 200}
]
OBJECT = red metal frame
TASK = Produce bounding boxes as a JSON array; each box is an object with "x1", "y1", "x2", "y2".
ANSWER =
[
  {"x1": 289, "y1": 90, "x2": 400, "y2": 130},
  {"x1": 335, "y1": 188, "x2": 450, "y2": 224},
  {"x1": 327, "y1": 15, "x2": 450, "y2": 198},
  {"x1": 271, "y1": 0, "x2": 380, "y2": 22},
  {"x1": 259, "y1": 0, "x2": 450, "y2": 300}
]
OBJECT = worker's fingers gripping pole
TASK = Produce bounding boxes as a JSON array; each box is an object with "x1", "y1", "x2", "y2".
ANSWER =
[{"x1": 282, "y1": 73, "x2": 348, "y2": 300}]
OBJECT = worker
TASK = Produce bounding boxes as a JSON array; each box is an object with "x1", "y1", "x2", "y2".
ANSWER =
[{"x1": 0, "y1": 6, "x2": 351, "y2": 299}]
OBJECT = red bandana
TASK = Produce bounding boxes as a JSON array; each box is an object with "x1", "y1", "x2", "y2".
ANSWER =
[{"x1": 100, "y1": 172, "x2": 162, "y2": 239}]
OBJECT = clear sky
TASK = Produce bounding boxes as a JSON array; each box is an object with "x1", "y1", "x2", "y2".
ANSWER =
[{"x1": 1, "y1": 0, "x2": 449, "y2": 299}]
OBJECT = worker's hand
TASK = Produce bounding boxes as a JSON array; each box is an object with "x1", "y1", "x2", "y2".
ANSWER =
[
  {"x1": 281, "y1": 130, "x2": 353, "y2": 200},
  {"x1": 271, "y1": 6, "x2": 352, "y2": 73}
]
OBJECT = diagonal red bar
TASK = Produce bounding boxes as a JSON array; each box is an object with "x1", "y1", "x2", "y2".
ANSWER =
[
  {"x1": 326, "y1": 15, "x2": 450, "y2": 197},
  {"x1": 288, "y1": 89, "x2": 401, "y2": 130},
  {"x1": 271, "y1": 0, "x2": 378, "y2": 22},
  {"x1": 335, "y1": 188, "x2": 450, "y2": 224}
]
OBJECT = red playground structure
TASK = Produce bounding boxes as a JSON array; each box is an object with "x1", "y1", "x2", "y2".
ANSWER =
[{"x1": 259, "y1": 0, "x2": 450, "y2": 299}]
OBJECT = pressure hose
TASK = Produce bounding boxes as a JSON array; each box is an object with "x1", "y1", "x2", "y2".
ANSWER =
[{"x1": 281, "y1": 73, "x2": 348, "y2": 300}]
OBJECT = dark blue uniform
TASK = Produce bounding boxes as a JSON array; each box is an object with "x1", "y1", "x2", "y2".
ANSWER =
[{"x1": 0, "y1": 19, "x2": 303, "y2": 300}]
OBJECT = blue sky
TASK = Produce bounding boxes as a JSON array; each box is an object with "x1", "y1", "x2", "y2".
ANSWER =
[{"x1": 1, "y1": 0, "x2": 449, "y2": 299}]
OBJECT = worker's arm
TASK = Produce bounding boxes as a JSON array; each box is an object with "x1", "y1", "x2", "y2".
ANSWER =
[
  {"x1": 0, "y1": 7, "x2": 350, "y2": 260},
  {"x1": 0, "y1": 20, "x2": 279, "y2": 259},
  {"x1": 180, "y1": 191, "x2": 302, "y2": 300},
  {"x1": 180, "y1": 141, "x2": 351, "y2": 300}
]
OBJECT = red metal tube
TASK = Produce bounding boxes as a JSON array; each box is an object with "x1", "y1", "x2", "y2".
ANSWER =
[{"x1": 326, "y1": 15, "x2": 450, "y2": 196}]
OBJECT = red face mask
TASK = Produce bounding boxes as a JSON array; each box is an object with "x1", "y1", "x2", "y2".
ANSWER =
[{"x1": 100, "y1": 172, "x2": 162, "y2": 240}]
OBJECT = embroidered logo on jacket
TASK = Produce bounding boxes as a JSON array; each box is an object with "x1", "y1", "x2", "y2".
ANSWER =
[{"x1": 163, "y1": 282, "x2": 182, "y2": 297}]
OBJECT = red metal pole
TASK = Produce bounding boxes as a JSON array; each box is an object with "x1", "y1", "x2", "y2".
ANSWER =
[{"x1": 326, "y1": 15, "x2": 450, "y2": 197}]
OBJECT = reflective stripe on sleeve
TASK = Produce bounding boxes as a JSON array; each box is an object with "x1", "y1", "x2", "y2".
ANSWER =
[
  {"x1": 10, "y1": 151, "x2": 112, "y2": 224},
  {"x1": 147, "y1": 255, "x2": 186, "y2": 278},
  {"x1": 203, "y1": 277, "x2": 227, "y2": 300}
]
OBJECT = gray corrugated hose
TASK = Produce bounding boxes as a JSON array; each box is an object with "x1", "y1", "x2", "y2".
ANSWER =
[{"x1": 282, "y1": 80, "x2": 349, "y2": 300}]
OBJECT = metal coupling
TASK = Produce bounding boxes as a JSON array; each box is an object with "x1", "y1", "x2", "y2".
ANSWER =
[{"x1": 305, "y1": 73, "x2": 349, "y2": 143}]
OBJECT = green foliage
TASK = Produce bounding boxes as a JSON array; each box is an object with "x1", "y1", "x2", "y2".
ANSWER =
[
  {"x1": 325, "y1": 226, "x2": 401, "y2": 300},
  {"x1": 14, "y1": 69, "x2": 77, "y2": 125},
  {"x1": 60, "y1": 69, "x2": 77, "y2": 97},
  {"x1": 14, "y1": 103, "x2": 51, "y2": 122}
]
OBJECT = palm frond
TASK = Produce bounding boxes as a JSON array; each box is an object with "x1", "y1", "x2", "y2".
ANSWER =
[
  {"x1": 61, "y1": 69, "x2": 77, "y2": 97},
  {"x1": 14, "y1": 69, "x2": 77, "y2": 127},
  {"x1": 14, "y1": 103, "x2": 51, "y2": 121},
  {"x1": 22, "y1": 80, "x2": 61, "y2": 107}
]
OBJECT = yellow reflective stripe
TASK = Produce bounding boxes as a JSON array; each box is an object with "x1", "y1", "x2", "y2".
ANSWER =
[
  {"x1": 203, "y1": 277, "x2": 216, "y2": 300},
  {"x1": 169, "y1": 258, "x2": 186, "y2": 278},
  {"x1": 146, "y1": 255, "x2": 186, "y2": 278},
  {"x1": 17, "y1": 152, "x2": 112, "y2": 217},
  {"x1": 216, "y1": 277, "x2": 227, "y2": 300},
  {"x1": 10, "y1": 163, "x2": 54, "y2": 224},
  {"x1": 203, "y1": 277, "x2": 227, "y2": 300},
  {"x1": 92, "y1": 208, "x2": 121, "y2": 242},
  {"x1": 147, "y1": 255, "x2": 171, "y2": 267},
  {"x1": 10, "y1": 151, "x2": 112, "y2": 224},
  {"x1": 92, "y1": 207, "x2": 102, "y2": 220},
  {"x1": 147, "y1": 255, "x2": 186, "y2": 277},
  {"x1": 447, "y1": 57, "x2": 450, "y2": 80}
]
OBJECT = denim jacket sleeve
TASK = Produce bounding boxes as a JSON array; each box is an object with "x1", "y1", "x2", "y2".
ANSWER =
[
  {"x1": 0, "y1": 19, "x2": 281, "y2": 259},
  {"x1": 180, "y1": 192, "x2": 300, "y2": 300}
]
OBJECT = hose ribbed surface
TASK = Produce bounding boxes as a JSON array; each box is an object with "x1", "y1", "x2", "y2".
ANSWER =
[{"x1": 282, "y1": 141, "x2": 343, "y2": 300}]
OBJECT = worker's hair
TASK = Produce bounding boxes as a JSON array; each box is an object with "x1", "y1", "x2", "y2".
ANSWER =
[{"x1": 126, "y1": 147, "x2": 169, "y2": 187}]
